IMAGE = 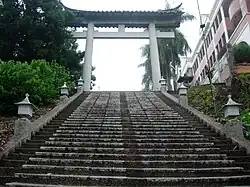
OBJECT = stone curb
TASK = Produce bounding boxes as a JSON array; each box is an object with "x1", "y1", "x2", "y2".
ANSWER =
[
  {"x1": 0, "y1": 91, "x2": 84, "y2": 159},
  {"x1": 161, "y1": 91, "x2": 250, "y2": 154}
]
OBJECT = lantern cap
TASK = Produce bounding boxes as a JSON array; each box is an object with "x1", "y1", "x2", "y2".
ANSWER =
[
  {"x1": 224, "y1": 95, "x2": 242, "y2": 107},
  {"x1": 179, "y1": 83, "x2": 187, "y2": 89},
  {"x1": 61, "y1": 82, "x2": 68, "y2": 88},
  {"x1": 160, "y1": 76, "x2": 165, "y2": 81},
  {"x1": 78, "y1": 77, "x2": 83, "y2": 81},
  {"x1": 15, "y1": 93, "x2": 32, "y2": 105}
]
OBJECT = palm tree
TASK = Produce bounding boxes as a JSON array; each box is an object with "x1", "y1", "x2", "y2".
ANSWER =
[{"x1": 139, "y1": 5, "x2": 195, "y2": 91}]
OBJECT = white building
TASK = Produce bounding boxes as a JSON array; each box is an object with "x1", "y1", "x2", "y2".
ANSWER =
[{"x1": 182, "y1": 0, "x2": 250, "y2": 85}]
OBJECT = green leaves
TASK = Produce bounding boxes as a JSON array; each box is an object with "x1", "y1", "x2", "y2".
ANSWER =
[
  {"x1": 0, "y1": 0, "x2": 83, "y2": 72},
  {"x1": 240, "y1": 109, "x2": 250, "y2": 125},
  {"x1": 233, "y1": 42, "x2": 250, "y2": 64},
  {"x1": 0, "y1": 60, "x2": 72, "y2": 115}
]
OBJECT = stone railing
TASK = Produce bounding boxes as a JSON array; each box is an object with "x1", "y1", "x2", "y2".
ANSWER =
[
  {"x1": 0, "y1": 80, "x2": 84, "y2": 159},
  {"x1": 161, "y1": 90, "x2": 250, "y2": 154}
]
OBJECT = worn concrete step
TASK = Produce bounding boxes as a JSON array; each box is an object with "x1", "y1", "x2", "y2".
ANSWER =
[
  {"x1": 7, "y1": 153, "x2": 35, "y2": 160},
  {"x1": 49, "y1": 120, "x2": 66, "y2": 125},
  {"x1": 235, "y1": 162, "x2": 250, "y2": 170},
  {"x1": 32, "y1": 134, "x2": 57, "y2": 140},
  {"x1": 0, "y1": 159, "x2": 27, "y2": 167},
  {"x1": 5, "y1": 183, "x2": 88, "y2": 187},
  {"x1": 0, "y1": 176, "x2": 16, "y2": 185},
  {"x1": 228, "y1": 156, "x2": 250, "y2": 162},
  {"x1": 35, "y1": 152, "x2": 227, "y2": 160},
  {"x1": 57, "y1": 126, "x2": 197, "y2": 131},
  {"x1": 48, "y1": 137, "x2": 225, "y2": 143},
  {"x1": 60, "y1": 124, "x2": 192, "y2": 128},
  {"x1": 55, "y1": 130, "x2": 201, "y2": 135},
  {"x1": 39, "y1": 146, "x2": 222, "y2": 154},
  {"x1": 0, "y1": 167, "x2": 18, "y2": 176},
  {"x1": 43, "y1": 141, "x2": 217, "y2": 148},
  {"x1": 63, "y1": 120, "x2": 188, "y2": 125},
  {"x1": 20, "y1": 165, "x2": 245, "y2": 177},
  {"x1": 52, "y1": 133, "x2": 205, "y2": 138},
  {"x1": 29, "y1": 157, "x2": 236, "y2": 168},
  {"x1": 10, "y1": 173, "x2": 250, "y2": 186}
]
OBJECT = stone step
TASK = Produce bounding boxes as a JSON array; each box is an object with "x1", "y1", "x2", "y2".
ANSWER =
[
  {"x1": 7, "y1": 153, "x2": 35, "y2": 160},
  {"x1": 57, "y1": 126, "x2": 197, "y2": 131},
  {"x1": 9, "y1": 173, "x2": 250, "y2": 186},
  {"x1": 60, "y1": 124, "x2": 192, "y2": 128},
  {"x1": 43, "y1": 141, "x2": 234, "y2": 149},
  {"x1": 20, "y1": 164, "x2": 245, "y2": 177},
  {"x1": 43, "y1": 141, "x2": 216, "y2": 148},
  {"x1": 38, "y1": 146, "x2": 223, "y2": 154},
  {"x1": 0, "y1": 167, "x2": 17, "y2": 176},
  {"x1": 63, "y1": 120, "x2": 188, "y2": 125},
  {"x1": 0, "y1": 159, "x2": 27, "y2": 167},
  {"x1": 0, "y1": 176, "x2": 16, "y2": 185},
  {"x1": 29, "y1": 157, "x2": 236, "y2": 168},
  {"x1": 47, "y1": 137, "x2": 228, "y2": 143},
  {"x1": 52, "y1": 133, "x2": 205, "y2": 138},
  {"x1": 35, "y1": 152, "x2": 228, "y2": 160},
  {"x1": 55, "y1": 130, "x2": 201, "y2": 135}
]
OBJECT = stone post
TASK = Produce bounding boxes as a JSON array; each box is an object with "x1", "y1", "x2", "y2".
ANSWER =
[
  {"x1": 149, "y1": 23, "x2": 161, "y2": 91},
  {"x1": 159, "y1": 77, "x2": 167, "y2": 92},
  {"x1": 83, "y1": 23, "x2": 94, "y2": 91},
  {"x1": 178, "y1": 83, "x2": 188, "y2": 107},
  {"x1": 14, "y1": 94, "x2": 33, "y2": 137}
]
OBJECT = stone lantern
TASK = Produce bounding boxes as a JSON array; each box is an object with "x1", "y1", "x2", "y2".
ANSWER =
[
  {"x1": 159, "y1": 77, "x2": 167, "y2": 92},
  {"x1": 77, "y1": 77, "x2": 84, "y2": 90},
  {"x1": 60, "y1": 82, "x2": 69, "y2": 96},
  {"x1": 178, "y1": 83, "x2": 188, "y2": 106},
  {"x1": 15, "y1": 93, "x2": 33, "y2": 117},
  {"x1": 224, "y1": 95, "x2": 242, "y2": 118},
  {"x1": 178, "y1": 83, "x2": 187, "y2": 96}
]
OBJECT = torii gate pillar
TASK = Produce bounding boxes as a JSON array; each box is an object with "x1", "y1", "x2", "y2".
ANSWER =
[
  {"x1": 149, "y1": 23, "x2": 161, "y2": 91},
  {"x1": 83, "y1": 23, "x2": 94, "y2": 91}
]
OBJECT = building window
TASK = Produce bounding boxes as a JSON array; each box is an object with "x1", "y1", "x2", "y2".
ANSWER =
[
  {"x1": 218, "y1": 9, "x2": 222, "y2": 24},
  {"x1": 219, "y1": 39, "x2": 223, "y2": 49},
  {"x1": 222, "y1": 33, "x2": 226, "y2": 46},
  {"x1": 216, "y1": 45, "x2": 219, "y2": 54},
  {"x1": 212, "y1": 51, "x2": 216, "y2": 64}
]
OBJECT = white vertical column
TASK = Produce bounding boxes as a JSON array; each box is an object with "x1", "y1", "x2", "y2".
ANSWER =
[
  {"x1": 83, "y1": 23, "x2": 94, "y2": 91},
  {"x1": 149, "y1": 23, "x2": 161, "y2": 91}
]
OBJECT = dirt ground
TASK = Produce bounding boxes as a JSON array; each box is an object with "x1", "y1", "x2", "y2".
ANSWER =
[{"x1": 0, "y1": 105, "x2": 56, "y2": 150}]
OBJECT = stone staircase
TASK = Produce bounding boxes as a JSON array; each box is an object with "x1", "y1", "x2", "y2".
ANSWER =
[{"x1": 0, "y1": 91, "x2": 250, "y2": 186}]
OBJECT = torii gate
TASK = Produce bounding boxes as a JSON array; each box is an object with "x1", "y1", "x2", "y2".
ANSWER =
[{"x1": 61, "y1": 2, "x2": 183, "y2": 91}]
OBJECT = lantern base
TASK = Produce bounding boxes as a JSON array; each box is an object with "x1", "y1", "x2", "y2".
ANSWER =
[
  {"x1": 60, "y1": 95, "x2": 69, "y2": 103},
  {"x1": 14, "y1": 118, "x2": 32, "y2": 137},
  {"x1": 179, "y1": 95, "x2": 188, "y2": 107}
]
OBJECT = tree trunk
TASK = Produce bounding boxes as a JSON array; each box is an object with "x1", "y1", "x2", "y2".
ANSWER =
[
  {"x1": 173, "y1": 74, "x2": 177, "y2": 91},
  {"x1": 166, "y1": 63, "x2": 172, "y2": 91}
]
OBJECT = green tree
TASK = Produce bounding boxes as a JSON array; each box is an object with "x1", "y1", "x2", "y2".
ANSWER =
[
  {"x1": 0, "y1": 0, "x2": 84, "y2": 71},
  {"x1": 139, "y1": 6, "x2": 194, "y2": 91}
]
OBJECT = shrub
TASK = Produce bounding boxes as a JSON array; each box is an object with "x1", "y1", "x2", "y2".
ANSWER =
[
  {"x1": 188, "y1": 84, "x2": 228, "y2": 117},
  {"x1": 240, "y1": 109, "x2": 250, "y2": 125},
  {"x1": 0, "y1": 60, "x2": 73, "y2": 115},
  {"x1": 231, "y1": 73, "x2": 250, "y2": 108},
  {"x1": 233, "y1": 42, "x2": 250, "y2": 64}
]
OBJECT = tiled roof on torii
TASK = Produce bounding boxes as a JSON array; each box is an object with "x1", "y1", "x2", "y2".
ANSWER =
[{"x1": 59, "y1": 1, "x2": 184, "y2": 28}]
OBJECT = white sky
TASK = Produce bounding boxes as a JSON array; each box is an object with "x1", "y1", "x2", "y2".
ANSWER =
[{"x1": 62, "y1": 0, "x2": 215, "y2": 91}]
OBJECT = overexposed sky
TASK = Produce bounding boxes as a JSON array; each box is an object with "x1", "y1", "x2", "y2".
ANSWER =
[{"x1": 62, "y1": 0, "x2": 215, "y2": 91}]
